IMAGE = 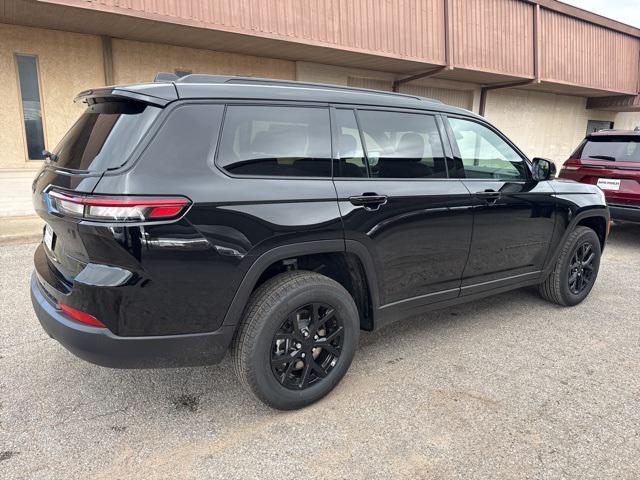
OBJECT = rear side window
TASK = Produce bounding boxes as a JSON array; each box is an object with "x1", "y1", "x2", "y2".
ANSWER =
[
  {"x1": 356, "y1": 110, "x2": 447, "y2": 179},
  {"x1": 572, "y1": 137, "x2": 640, "y2": 162},
  {"x1": 53, "y1": 101, "x2": 161, "y2": 172},
  {"x1": 217, "y1": 106, "x2": 332, "y2": 177}
]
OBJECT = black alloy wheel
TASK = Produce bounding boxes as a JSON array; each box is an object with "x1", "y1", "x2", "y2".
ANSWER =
[
  {"x1": 271, "y1": 303, "x2": 344, "y2": 390},
  {"x1": 568, "y1": 241, "x2": 596, "y2": 295},
  {"x1": 538, "y1": 226, "x2": 601, "y2": 307},
  {"x1": 232, "y1": 271, "x2": 359, "y2": 410}
]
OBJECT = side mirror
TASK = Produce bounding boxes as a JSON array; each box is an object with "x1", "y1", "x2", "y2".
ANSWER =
[{"x1": 531, "y1": 157, "x2": 556, "y2": 181}]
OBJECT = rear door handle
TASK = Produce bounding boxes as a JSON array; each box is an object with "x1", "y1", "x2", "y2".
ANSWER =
[
  {"x1": 349, "y1": 193, "x2": 388, "y2": 210},
  {"x1": 474, "y1": 190, "x2": 501, "y2": 204}
]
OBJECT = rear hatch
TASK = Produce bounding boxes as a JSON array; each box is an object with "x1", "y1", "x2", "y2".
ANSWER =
[
  {"x1": 33, "y1": 96, "x2": 163, "y2": 283},
  {"x1": 563, "y1": 135, "x2": 640, "y2": 205}
]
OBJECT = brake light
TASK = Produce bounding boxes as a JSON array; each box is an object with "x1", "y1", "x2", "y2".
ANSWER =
[
  {"x1": 59, "y1": 303, "x2": 106, "y2": 328},
  {"x1": 47, "y1": 189, "x2": 190, "y2": 223},
  {"x1": 562, "y1": 160, "x2": 580, "y2": 171}
]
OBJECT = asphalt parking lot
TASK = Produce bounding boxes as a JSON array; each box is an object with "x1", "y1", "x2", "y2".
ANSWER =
[{"x1": 1, "y1": 223, "x2": 639, "y2": 480}]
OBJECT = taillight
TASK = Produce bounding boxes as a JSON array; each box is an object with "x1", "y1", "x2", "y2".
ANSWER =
[
  {"x1": 59, "y1": 303, "x2": 106, "y2": 328},
  {"x1": 562, "y1": 160, "x2": 580, "y2": 171},
  {"x1": 47, "y1": 189, "x2": 190, "y2": 223}
]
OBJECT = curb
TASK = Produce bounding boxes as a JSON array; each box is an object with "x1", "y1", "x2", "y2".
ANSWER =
[
  {"x1": 0, "y1": 234, "x2": 42, "y2": 246},
  {"x1": 0, "y1": 215, "x2": 43, "y2": 246}
]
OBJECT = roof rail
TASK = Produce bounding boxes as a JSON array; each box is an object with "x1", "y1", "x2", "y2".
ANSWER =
[{"x1": 174, "y1": 74, "x2": 442, "y2": 103}]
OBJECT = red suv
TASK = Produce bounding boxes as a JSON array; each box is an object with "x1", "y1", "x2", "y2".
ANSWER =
[{"x1": 560, "y1": 129, "x2": 640, "y2": 223}]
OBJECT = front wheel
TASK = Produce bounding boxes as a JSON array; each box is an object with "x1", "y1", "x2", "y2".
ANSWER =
[
  {"x1": 539, "y1": 226, "x2": 601, "y2": 306},
  {"x1": 232, "y1": 271, "x2": 359, "y2": 410}
]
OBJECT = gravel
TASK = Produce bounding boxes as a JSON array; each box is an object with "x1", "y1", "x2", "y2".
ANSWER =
[{"x1": 1, "y1": 222, "x2": 639, "y2": 479}]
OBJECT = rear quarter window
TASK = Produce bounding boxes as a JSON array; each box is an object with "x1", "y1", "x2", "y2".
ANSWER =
[
  {"x1": 53, "y1": 101, "x2": 161, "y2": 172},
  {"x1": 217, "y1": 105, "x2": 332, "y2": 177}
]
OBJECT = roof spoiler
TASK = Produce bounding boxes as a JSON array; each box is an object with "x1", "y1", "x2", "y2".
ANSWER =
[
  {"x1": 154, "y1": 72, "x2": 180, "y2": 82},
  {"x1": 74, "y1": 84, "x2": 177, "y2": 107}
]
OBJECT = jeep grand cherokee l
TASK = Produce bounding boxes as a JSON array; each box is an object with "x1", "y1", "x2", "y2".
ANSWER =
[
  {"x1": 559, "y1": 129, "x2": 640, "y2": 223},
  {"x1": 31, "y1": 75, "x2": 609, "y2": 409}
]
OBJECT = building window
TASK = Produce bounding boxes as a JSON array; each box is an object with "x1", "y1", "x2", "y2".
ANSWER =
[
  {"x1": 16, "y1": 54, "x2": 45, "y2": 160},
  {"x1": 586, "y1": 120, "x2": 614, "y2": 135}
]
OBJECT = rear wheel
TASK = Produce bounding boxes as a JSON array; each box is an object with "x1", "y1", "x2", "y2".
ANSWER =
[
  {"x1": 232, "y1": 271, "x2": 359, "y2": 410},
  {"x1": 539, "y1": 226, "x2": 601, "y2": 306}
]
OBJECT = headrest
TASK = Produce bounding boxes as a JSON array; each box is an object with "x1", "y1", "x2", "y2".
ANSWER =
[
  {"x1": 397, "y1": 132, "x2": 424, "y2": 159},
  {"x1": 339, "y1": 134, "x2": 359, "y2": 158}
]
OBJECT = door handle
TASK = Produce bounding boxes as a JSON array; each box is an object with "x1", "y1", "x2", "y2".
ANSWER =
[
  {"x1": 474, "y1": 190, "x2": 501, "y2": 204},
  {"x1": 349, "y1": 193, "x2": 388, "y2": 211}
]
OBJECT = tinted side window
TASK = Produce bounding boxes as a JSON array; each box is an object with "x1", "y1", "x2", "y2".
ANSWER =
[
  {"x1": 448, "y1": 118, "x2": 526, "y2": 180},
  {"x1": 334, "y1": 109, "x2": 367, "y2": 178},
  {"x1": 356, "y1": 110, "x2": 447, "y2": 179},
  {"x1": 217, "y1": 106, "x2": 331, "y2": 177}
]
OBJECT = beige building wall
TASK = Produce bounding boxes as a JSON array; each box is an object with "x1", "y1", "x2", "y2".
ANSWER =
[
  {"x1": 0, "y1": 24, "x2": 104, "y2": 216},
  {"x1": 296, "y1": 62, "x2": 479, "y2": 111},
  {"x1": 0, "y1": 29, "x2": 296, "y2": 216},
  {"x1": 484, "y1": 88, "x2": 640, "y2": 164},
  {"x1": 112, "y1": 39, "x2": 295, "y2": 85},
  {"x1": 1, "y1": 32, "x2": 639, "y2": 217},
  {"x1": 0, "y1": 24, "x2": 104, "y2": 170}
]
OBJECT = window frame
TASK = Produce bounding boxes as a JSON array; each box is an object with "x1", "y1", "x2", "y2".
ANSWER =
[
  {"x1": 441, "y1": 113, "x2": 532, "y2": 182},
  {"x1": 213, "y1": 102, "x2": 334, "y2": 180},
  {"x1": 14, "y1": 53, "x2": 48, "y2": 162},
  {"x1": 329, "y1": 105, "x2": 453, "y2": 181}
]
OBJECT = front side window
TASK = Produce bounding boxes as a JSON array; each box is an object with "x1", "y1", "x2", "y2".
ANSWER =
[
  {"x1": 217, "y1": 106, "x2": 332, "y2": 177},
  {"x1": 356, "y1": 110, "x2": 447, "y2": 179},
  {"x1": 16, "y1": 54, "x2": 45, "y2": 160},
  {"x1": 448, "y1": 118, "x2": 526, "y2": 180}
]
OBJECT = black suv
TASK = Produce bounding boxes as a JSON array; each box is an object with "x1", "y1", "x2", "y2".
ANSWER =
[{"x1": 31, "y1": 75, "x2": 609, "y2": 409}]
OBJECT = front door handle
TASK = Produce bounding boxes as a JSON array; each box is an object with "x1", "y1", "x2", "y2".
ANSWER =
[
  {"x1": 349, "y1": 193, "x2": 388, "y2": 211},
  {"x1": 474, "y1": 190, "x2": 501, "y2": 204}
]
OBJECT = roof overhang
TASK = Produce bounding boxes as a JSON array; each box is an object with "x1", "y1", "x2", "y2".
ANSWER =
[
  {"x1": 2, "y1": 0, "x2": 639, "y2": 99},
  {"x1": 587, "y1": 95, "x2": 640, "y2": 112}
]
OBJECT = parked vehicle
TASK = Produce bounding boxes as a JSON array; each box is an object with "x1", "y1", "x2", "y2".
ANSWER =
[
  {"x1": 31, "y1": 75, "x2": 609, "y2": 409},
  {"x1": 559, "y1": 129, "x2": 640, "y2": 223}
]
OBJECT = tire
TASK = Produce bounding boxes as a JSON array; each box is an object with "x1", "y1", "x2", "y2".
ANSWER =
[
  {"x1": 232, "y1": 270, "x2": 359, "y2": 410},
  {"x1": 538, "y1": 226, "x2": 601, "y2": 306}
]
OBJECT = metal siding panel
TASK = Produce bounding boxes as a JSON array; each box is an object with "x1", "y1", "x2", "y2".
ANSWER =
[
  {"x1": 77, "y1": 0, "x2": 446, "y2": 64},
  {"x1": 451, "y1": 0, "x2": 534, "y2": 77},
  {"x1": 541, "y1": 9, "x2": 639, "y2": 94}
]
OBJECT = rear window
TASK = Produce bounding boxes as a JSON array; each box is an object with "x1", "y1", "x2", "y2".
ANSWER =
[
  {"x1": 573, "y1": 136, "x2": 640, "y2": 163},
  {"x1": 52, "y1": 101, "x2": 161, "y2": 172}
]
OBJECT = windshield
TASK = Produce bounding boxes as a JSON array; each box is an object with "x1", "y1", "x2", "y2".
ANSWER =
[
  {"x1": 52, "y1": 101, "x2": 161, "y2": 172},
  {"x1": 574, "y1": 137, "x2": 640, "y2": 163}
]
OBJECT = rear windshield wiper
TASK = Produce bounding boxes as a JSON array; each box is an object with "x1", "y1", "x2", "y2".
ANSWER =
[{"x1": 587, "y1": 155, "x2": 616, "y2": 161}]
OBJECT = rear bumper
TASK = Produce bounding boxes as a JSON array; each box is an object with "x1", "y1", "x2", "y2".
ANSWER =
[
  {"x1": 609, "y1": 204, "x2": 640, "y2": 223},
  {"x1": 30, "y1": 272, "x2": 234, "y2": 368}
]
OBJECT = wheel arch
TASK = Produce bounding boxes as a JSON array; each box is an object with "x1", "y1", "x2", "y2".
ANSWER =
[
  {"x1": 544, "y1": 207, "x2": 609, "y2": 273},
  {"x1": 222, "y1": 240, "x2": 380, "y2": 331}
]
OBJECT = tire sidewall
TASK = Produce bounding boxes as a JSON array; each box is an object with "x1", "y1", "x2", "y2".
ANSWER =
[{"x1": 246, "y1": 276, "x2": 359, "y2": 409}]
